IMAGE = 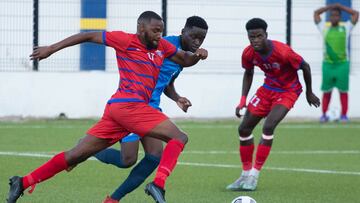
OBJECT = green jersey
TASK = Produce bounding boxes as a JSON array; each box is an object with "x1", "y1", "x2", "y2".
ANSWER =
[{"x1": 317, "y1": 20, "x2": 354, "y2": 63}]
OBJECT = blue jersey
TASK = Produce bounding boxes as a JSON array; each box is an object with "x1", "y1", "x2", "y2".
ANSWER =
[
  {"x1": 121, "y1": 35, "x2": 183, "y2": 143},
  {"x1": 149, "y1": 35, "x2": 183, "y2": 110}
]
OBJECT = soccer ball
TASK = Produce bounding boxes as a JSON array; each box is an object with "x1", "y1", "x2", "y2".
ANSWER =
[{"x1": 231, "y1": 196, "x2": 256, "y2": 203}]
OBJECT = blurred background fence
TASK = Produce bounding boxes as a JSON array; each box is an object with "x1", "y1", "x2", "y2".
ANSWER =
[{"x1": 1, "y1": 0, "x2": 359, "y2": 74}]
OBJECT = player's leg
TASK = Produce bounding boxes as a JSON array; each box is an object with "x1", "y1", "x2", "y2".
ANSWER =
[
  {"x1": 226, "y1": 110, "x2": 262, "y2": 191},
  {"x1": 8, "y1": 104, "x2": 128, "y2": 203},
  {"x1": 7, "y1": 134, "x2": 112, "y2": 203},
  {"x1": 106, "y1": 103, "x2": 185, "y2": 202},
  {"x1": 321, "y1": 91, "x2": 332, "y2": 122},
  {"x1": 336, "y1": 61, "x2": 350, "y2": 122},
  {"x1": 110, "y1": 137, "x2": 163, "y2": 201},
  {"x1": 243, "y1": 104, "x2": 289, "y2": 191},
  {"x1": 94, "y1": 134, "x2": 140, "y2": 168},
  {"x1": 320, "y1": 62, "x2": 334, "y2": 122},
  {"x1": 144, "y1": 119, "x2": 187, "y2": 203}
]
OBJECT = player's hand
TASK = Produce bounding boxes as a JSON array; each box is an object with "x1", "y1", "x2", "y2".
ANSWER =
[
  {"x1": 332, "y1": 3, "x2": 342, "y2": 8},
  {"x1": 30, "y1": 46, "x2": 54, "y2": 61},
  {"x1": 235, "y1": 96, "x2": 247, "y2": 118},
  {"x1": 306, "y1": 91, "x2": 320, "y2": 107},
  {"x1": 176, "y1": 97, "x2": 192, "y2": 112},
  {"x1": 194, "y1": 48, "x2": 208, "y2": 60}
]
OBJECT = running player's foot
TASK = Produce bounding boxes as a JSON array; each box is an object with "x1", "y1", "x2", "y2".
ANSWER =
[
  {"x1": 242, "y1": 175, "x2": 258, "y2": 191},
  {"x1": 7, "y1": 176, "x2": 24, "y2": 203},
  {"x1": 319, "y1": 115, "x2": 329, "y2": 123},
  {"x1": 226, "y1": 174, "x2": 248, "y2": 191},
  {"x1": 145, "y1": 182, "x2": 166, "y2": 203},
  {"x1": 103, "y1": 196, "x2": 119, "y2": 203},
  {"x1": 339, "y1": 115, "x2": 349, "y2": 123}
]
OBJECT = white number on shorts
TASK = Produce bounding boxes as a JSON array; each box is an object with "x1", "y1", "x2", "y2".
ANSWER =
[{"x1": 250, "y1": 95, "x2": 260, "y2": 107}]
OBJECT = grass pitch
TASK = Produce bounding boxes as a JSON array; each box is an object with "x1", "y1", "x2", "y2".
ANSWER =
[{"x1": 0, "y1": 119, "x2": 359, "y2": 203}]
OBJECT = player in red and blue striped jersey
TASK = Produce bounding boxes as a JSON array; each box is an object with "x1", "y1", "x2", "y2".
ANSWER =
[
  {"x1": 96, "y1": 16, "x2": 208, "y2": 203},
  {"x1": 226, "y1": 18, "x2": 320, "y2": 191},
  {"x1": 7, "y1": 11, "x2": 207, "y2": 203}
]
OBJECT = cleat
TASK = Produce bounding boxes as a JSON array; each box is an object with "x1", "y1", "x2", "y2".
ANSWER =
[
  {"x1": 319, "y1": 115, "x2": 329, "y2": 123},
  {"x1": 242, "y1": 175, "x2": 258, "y2": 191},
  {"x1": 103, "y1": 195, "x2": 119, "y2": 203},
  {"x1": 226, "y1": 174, "x2": 248, "y2": 191},
  {"x1": 145, "y1": 182, "x2": 166, "y2": 203},
  {"x1": 339, "y1": 115, "x2": 349, "y2": 123},
  {"x1": 7, "y1": 176, "x2": 24, "y2": 203}
]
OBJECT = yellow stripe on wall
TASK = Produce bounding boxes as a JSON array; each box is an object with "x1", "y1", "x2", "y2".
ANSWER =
[{"x1": 80, "y1": 18, "x2": 107, "y2": 30}]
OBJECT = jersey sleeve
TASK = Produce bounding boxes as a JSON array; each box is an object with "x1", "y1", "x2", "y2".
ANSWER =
[
  {"x1": 241, "y1": 47, "x2": 254, "y2": 69},
  {"x1": 161, "y1": 39, "x2": 177, "y2": 58},
  {"x1": 345, "y1": 20, "x2": 354, "y2": 38},
  {"x1": 287, "y1": 47, "x2": 304, "y2": 70},
  {"x1": 316, "y1": 20, "x2": 325, "y2": 34},
  {"x1": 102, "y1": 31, "x2": 131, "y2": 51}
]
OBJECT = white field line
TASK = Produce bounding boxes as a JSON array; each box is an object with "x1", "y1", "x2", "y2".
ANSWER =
[
  {"x1": 1, "y1": 151, "x2": 360, "y2": 176},
  {"x1": 0, "y1": 124, "x2": 359, "y2": 129}
]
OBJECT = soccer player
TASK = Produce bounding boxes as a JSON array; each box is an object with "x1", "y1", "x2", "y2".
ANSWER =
[
  {"x1": 7, "y1": 11, "x2": 208, "y2": 203},
  {"x1": 96, "y1": 16, "x2": 208, "y2": 203},
  {"x1": 314, "y1": 3, "x2": 359, "y2": 123},
  {"x1": 226, "y1": 18, "x2": 320, "y2": 191}
]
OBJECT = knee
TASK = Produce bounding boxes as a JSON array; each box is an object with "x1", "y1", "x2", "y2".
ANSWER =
[
  {"x1": 175, "y1": 131, "x2": 188, "y2": 145},
  {"x1": 121, "y1": 154, "x2": 138, "y2": 168},
  {"x1": 238, "y1": 125, "x2": 252, "y2": 137},
  {"x1": 262, "y1": 122, "x2": 276, "y2": 135},
  {"x1": 146, "y1": 149, "x2": 163, "y2": 158}
]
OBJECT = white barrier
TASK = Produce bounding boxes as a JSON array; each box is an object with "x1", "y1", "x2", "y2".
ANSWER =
[{"x1": 0, "y1": 71, "x2": 358, "y2": 118}]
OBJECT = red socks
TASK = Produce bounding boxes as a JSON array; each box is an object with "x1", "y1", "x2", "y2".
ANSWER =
[
  {"x1": 153, "y1": 139, "x2": 185, "y2": 189},
  {"x1": 239, "y1": 144, "x2": 254, "y2": 171},
  {"x1": 254, "y1": 144, "x2": 272, "y2": 170},
  {"x1": 22, "y1": 152, "x2": 68, "y2": 190},
  {"x1": 340, "y1": 92, "x2": 348, "y2": 116},
  {"x1": 322, "y1": 92, "x2": 332, "y2": 114},
  {"x1": 322, "y1": 92, "x2": 348, "y2": 116}
]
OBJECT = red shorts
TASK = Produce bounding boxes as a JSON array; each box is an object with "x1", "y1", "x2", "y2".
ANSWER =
[
  {"x1": 87, "y1": 102, "x2": 168, "y2": 143},
  {"x1": 247, "y1": 86, "x2": 300, "y2": 117}
]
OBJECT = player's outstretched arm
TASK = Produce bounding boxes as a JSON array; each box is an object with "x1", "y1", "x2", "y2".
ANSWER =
[
  {"x1": 169, "y1": 48, "x2": 208, "y2": 67},
  {"x1": 164, "y1": 78, "x2": 192, "y2": 113},
  {"x1": 235, "y1": 68, "x2": 254, "y2": 118},
  {"x1": 314, "y1": 4, "x2": 334, "y2": 24},
  {"x1": 30, "y1": 32, "x2": 103, "y2": 61},
  {"x1": 299, "y1": 61, "x2": 320, "y2": 107}
]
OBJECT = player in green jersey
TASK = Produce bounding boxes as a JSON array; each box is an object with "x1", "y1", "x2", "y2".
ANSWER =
[{"x1": 314, "y1": 3, "x2": 358, "y2": 122}]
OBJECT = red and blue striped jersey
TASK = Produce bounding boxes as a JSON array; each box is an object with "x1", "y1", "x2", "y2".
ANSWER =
[
  {"x1": 242, "y1": 40, "x2": 303, "y2": 94},
  {"x1": 103, "y1": 31, "x2": 177, "y2": 103}
]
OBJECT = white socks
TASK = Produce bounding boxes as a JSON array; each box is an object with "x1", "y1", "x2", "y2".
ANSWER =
[{"x1": 249, "y1": 168, "x2": 260, "y2": 177}]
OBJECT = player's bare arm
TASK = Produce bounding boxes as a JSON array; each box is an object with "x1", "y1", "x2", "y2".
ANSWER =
[
  {"x1": 314, "y1": 4, "x2": 334, "y2": 24},
  {"x1": 235, "y1": 68, "x2": 254, "y2": 118},
  {"x1": 30, "y1": 32, "x2": 103, "y2": 61},
  {"x1": 299, "y1": 61, "x2": 320, "y2": 107},
  {"x1": 169, "y1": 48, "x2": 208, "y2": 67},
  {"x1": 333, "y1": 3, "x2": 359, "y2": 24},
  {"x1": 164, "y1": 78, "x2": 192, "y2": 113}
]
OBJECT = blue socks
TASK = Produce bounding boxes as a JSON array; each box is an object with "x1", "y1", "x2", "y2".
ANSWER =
[
  {"x1": 94, "y1": 148, "x2": 127, "y2": 168},
  {"x1": 111, "y1": 153, "x2": 160, "y2": 200}
]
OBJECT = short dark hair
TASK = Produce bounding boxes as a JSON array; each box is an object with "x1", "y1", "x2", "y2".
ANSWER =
[
  {"x1": 185, "y1": 16, "x2": 208, "y2": 30},
  {"x1": 246, "y1": 18, "x2": 268, "y2": 31},
  {"x1": 138, "y1": 11, "x2": 162, "y2": 23},
  {"x1": 330, "y1": 7, "x2": 342, "y2": 15}
]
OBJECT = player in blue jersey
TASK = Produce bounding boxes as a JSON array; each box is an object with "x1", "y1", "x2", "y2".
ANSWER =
[{"x1": 95, "y1": 16, "x2": 208, "y2": 203}]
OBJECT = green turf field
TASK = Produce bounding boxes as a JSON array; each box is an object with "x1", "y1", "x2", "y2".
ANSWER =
[{"x1": 0, "y1": 119, "x2": 359, "y2": 203}]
